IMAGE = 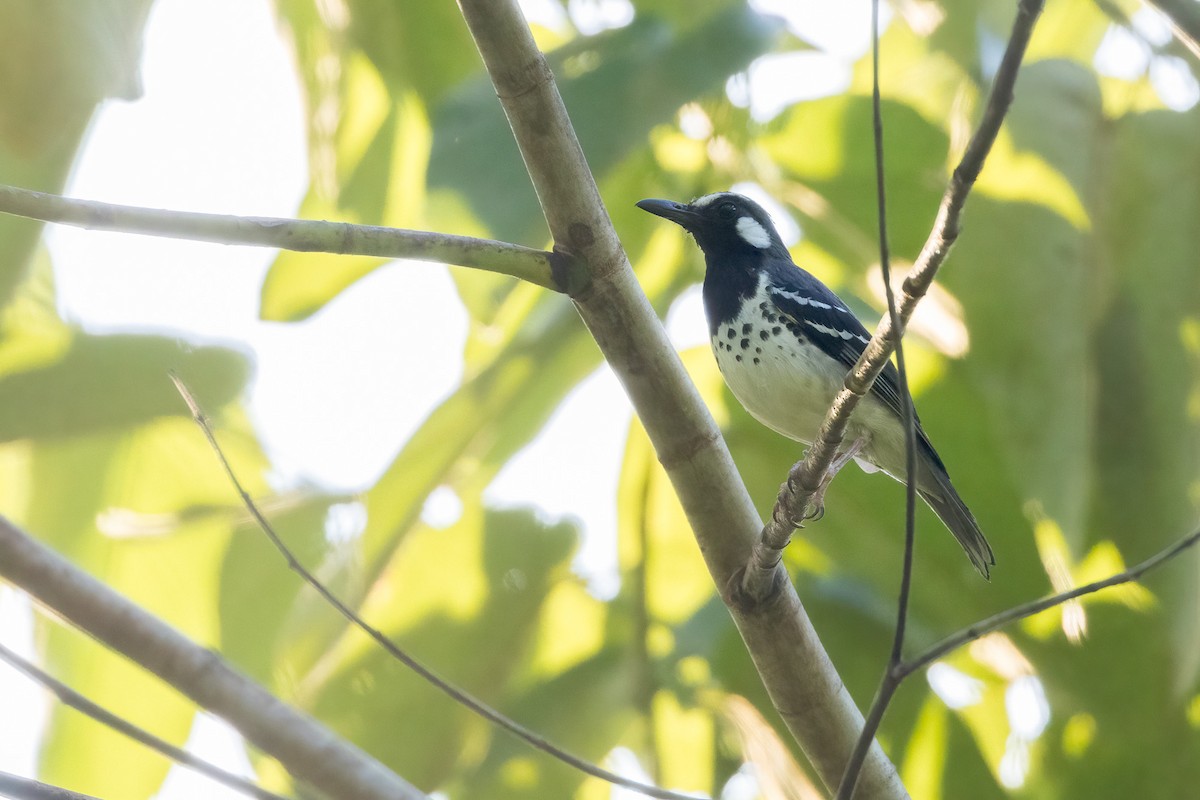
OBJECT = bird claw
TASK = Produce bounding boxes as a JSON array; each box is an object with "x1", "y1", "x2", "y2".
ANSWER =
[{"x1": 803, "y1": 502, "x2": 825, "y2": 522}]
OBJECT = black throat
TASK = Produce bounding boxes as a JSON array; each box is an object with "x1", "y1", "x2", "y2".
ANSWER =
[{"x1": 701, "y1": 250, "x2": 764, "y2": 338}]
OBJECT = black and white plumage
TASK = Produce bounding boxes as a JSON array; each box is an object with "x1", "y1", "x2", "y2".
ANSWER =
[{"x1": 637, "y1": 191, "x2": 994, "y2": 577}]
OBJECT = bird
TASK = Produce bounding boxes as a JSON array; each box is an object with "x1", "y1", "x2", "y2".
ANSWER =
[{"x1": 637, "y1": 191, "x2": 994, "y2": 577}]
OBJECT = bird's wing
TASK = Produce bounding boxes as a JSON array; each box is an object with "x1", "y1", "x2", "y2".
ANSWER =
[{"x1": 765, "y1": 268, "x2": 907, "y2": 422}]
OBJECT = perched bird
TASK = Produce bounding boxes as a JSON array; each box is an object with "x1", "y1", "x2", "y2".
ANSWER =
[{"x1": 637, "y1": 191, "x2": 994, "y2": 577}]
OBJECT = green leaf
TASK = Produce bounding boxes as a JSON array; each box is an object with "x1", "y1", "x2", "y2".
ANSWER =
[
  {"x1": 22, "y1": 415, "x2": 268, "y2": 800},
  {"x1": 429, "y1": 6, "x2": 780, "y2": 244},
  {"x1": 453, "y1": 648, "x2": 636, "y2": 800},
  {"x1": 0, "y1": 0, "x2": 152, "y2": 307},
  {"x1": 0, "y1": 332, "x2": 248, "y2": 441},
  {"x1": 1092, "y1": 104, "x2": 1200, "y2": 691},
  {"x1": 217, "y1": 491, "x2": 349, "y2": 685},
  {"x1": 302, "y1": 506, "x2": 579, "y2": 791}
]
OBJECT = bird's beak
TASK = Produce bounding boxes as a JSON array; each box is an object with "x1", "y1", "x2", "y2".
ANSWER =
[{"x1": 636, "y1": 198, "x2": 699, "y2": 230}]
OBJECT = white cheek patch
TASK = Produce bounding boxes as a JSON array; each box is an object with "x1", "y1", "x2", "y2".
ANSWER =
[{"x1": 736, "y1": 216, "x2": 772, "y2": 249}]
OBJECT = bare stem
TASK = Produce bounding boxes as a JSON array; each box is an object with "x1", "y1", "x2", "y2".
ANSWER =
[
  {"x1": 744, "y1": 0, "x2": 1047, "y2": 600},
  {"x1": 0, "y1": 183, "x2": 558, "y2": 290}
]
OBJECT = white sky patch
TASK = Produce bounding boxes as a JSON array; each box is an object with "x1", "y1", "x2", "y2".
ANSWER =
[
  {"x1": 324, "y1": 501, "x2": 368, "y2": 544},
  {"x1": 678, "y1": 103, "x2": 714, "y2": 140},
  {"x1": 720, "y1": 763, "x2": 761, "y2": 800},
  {"x1": 485, "y1": 364, "x2": 631, "y2": 600},
  {"x1": 735, "y1": 216, "x2": 772, "y2": 248},
  {"x1": 155, "y1": 714, "x2": 257, "y2": 800},
  {"x1": 1006, "y1": 675, "x2": 1051, "y2": 739},
  {"x1": 926, "y1": 661, "x2": 984, "y2": 709},
  {"x1": 748, "y1": 0, "x2": 882, "y2": 59},
  {"x1": 1094, "y1": 23, "x2": 1151, "y2": 79},
  {"x1": 999, "y1": 675, "x2": 1051, "y2": 789},
  {"x1": 1131, "y1": 6, "x2": 1174, "y2": 46},
  {"x1": 518, "y1": 0, "x2": 570, "y2": 31},
  {"x1": 1150, "y1": 55, "x2": 1200, "y2": 111},
  {"x1": 741, "y1": 51, "x2": 852, "y2": 121},
  {"x1": 567, "y1": 0, "x2": 634, "y2": 35},
  {"x1": 420, "y1": 486, "x2": 464, "y2": 530},
  {"x1": 0, "y1": 590, "x2": 45, "y2": 778},
  {"x1": 665, "y1": 285, "x2": 709, "y2": 352}
]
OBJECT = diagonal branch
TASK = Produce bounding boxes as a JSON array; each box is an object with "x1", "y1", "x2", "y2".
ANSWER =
[
  {"x1": 0, "y1": 184, "x2": 559, "y2": 290},
  {"x1": 457, "y1": 1, "x2": 905, "y2": 796},
  {"x1": 0, "y1": 642, "x2": 290, "y2": 800},
  {"x1": 0, "y1": 772, "x2": 102, "y2": 800},
  {"x1": 0, "y1": 517, "x2": 426, "y2": 800},
  {"x1": 743, "y1": 0, "x2": 1046, "y2": 601}
]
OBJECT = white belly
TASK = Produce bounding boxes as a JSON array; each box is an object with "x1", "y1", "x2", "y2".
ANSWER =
[{"x1": 710, "y1": 294, "x2": 910, "y2": 482}]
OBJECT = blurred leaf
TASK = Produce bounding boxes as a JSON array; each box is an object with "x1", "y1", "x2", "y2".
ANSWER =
[
  {"x1": 900, "y1": 695, "x2": 949, "y2": 800},
  {"x1": 303, "y1": 505, "x2": 578, "y2": 791},
  {"x1": 217, "y1": 490, "x2": 350, "y2": 685},
  {"x1": 454, "y1": 648, "x2": 636, "y2": 800},
  {"x1": 948, "y1": 61, "x2": 1102, "y2": 547},
  {"x1": 0, "y1": 332, "x2": 249, "y2": 441},
  {"x1": 346, "y1": 0, "x2": 478, "y2": 104},
  {"x1": 429, "y1": 6, "x2": 780, "y2": 244},
  {"x1": 21, "y1": 415, "x2": 268, "y2": 800}
]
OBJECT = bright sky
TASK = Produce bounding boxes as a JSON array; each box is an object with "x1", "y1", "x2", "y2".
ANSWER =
[{"x1": 2, "y1": 0, "x2": 1194, "y2": 797}]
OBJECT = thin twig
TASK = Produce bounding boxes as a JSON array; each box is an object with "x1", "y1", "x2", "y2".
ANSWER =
[
  {"x1": 0, "y1": 184, "x2": 559, "y2": 290},
  {"x1": 170, "y1": 375, "x2": 705, "y2": 800},
  {"x1": 900, "y1": 526, "x2": 1200, "y2": 678},
  {"x1": 743, "y1": 0, "x2": 1047, "y2": 601},
  {"x1": 868, "y1": 0, "x2": 919, "y2": 672},
  {"x1": 0, "y1": 772, "x2": 102, "y2": 800},
  {"x1": 834, "y1": 5, "x2": 919, "y2": 798},
  {"x1": 0, "y1": 643, "x2": 289, "y2": 800}
]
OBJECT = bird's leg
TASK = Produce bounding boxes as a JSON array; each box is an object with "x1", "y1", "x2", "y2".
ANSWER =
[{"x1": 783, "y1": 436, "x2": 870, "y2": 525}]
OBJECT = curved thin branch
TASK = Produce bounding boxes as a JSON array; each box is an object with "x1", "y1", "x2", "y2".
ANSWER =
[
  {"x1": 744, "y1": 0, "x2": 1047, "y2": 600},
  {"x1": 835, "y1": 3, "x2": 920, "y2": 798},
  {"x1": 456, "y1": 2, "x2": 906, "y2": 797},
  {"x1": 0, "y1": 517, "x2": 425, "y2": 800},
  {"x1": 0, "y1": 184, "x2": 559, "y2": 291},
  {"x1": 0, "y1": 642, "x2": 290, "y2": 800},
  {"x1": 170, "y1": 376, "x2": 704, "y2": 800},
  {"x1": 900, "y1": 526, "x2": 1200, "y2": 678}
]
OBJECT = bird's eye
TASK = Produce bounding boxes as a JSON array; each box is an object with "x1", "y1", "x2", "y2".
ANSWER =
[{"x1": 716, "y1": 202, "x2": 737, "y2": 220}]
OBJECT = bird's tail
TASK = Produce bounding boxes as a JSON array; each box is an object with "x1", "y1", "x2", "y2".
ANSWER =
[{"x1": 917, "y1": 457, "x2": 994, "y2": 579}]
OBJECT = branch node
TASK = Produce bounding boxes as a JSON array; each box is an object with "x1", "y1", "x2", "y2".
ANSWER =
[{"x1": 549, "y1": 245, "x2": 589, "y2": 295}]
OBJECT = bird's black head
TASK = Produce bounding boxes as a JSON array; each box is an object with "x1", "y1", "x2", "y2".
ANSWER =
[{"x1": 636, "y1": 192, "x2": 788, "y2": 261}]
